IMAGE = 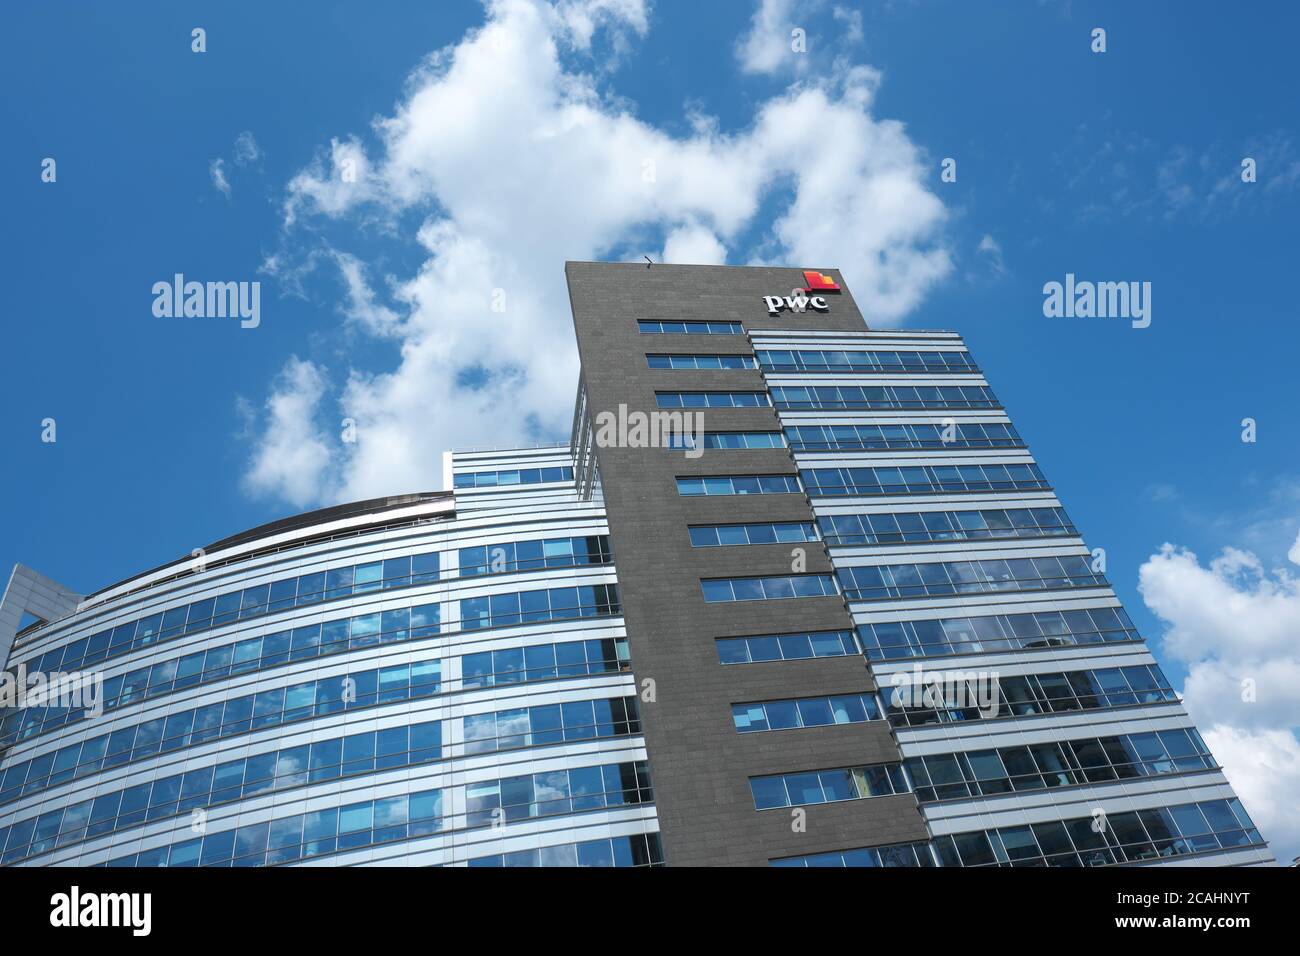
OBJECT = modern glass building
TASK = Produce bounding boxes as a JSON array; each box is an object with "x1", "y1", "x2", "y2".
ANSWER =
[
  {"x1": 0, "y1": 260, "x2": 1272, "y2": 867},
  {"x1": 562, "y1": 261, "x2": 1273, "y2": 868},
  {"x1": 0, "y1": 467, "x2": 658, "y2": 867}
]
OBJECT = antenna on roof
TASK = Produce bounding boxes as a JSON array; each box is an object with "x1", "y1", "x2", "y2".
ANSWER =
[{"x1": 644, "y1": 255, "x2": 654, "y2": 268}]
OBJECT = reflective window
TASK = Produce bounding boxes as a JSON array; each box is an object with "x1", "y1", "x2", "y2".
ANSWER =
[
  {"x1": 468, "y1": 833, "x2": 664, "y2": 867},
  {"x1": 676, "y1": 474, "x2": 801, "y2": 496},
  {"x1": 666, "y1": 432, "x2": 786, "y2": 451},
  {"x1": 858, "y1": 606, "x2": 1139, "y2": 661},
  {"x1": 772, "y1": 384, "x2": 998, "y2": 410},
  {"x1": 733, "y1": 693, "x2": 881, "y2": 733},
  {"x1": 716, "y1": 630, "x2": 859, "y2": 664},
  {"x1": 459, "y1": 584, "x2": 620, "y2": 631},
  {"x1": 461, "y1": 636, "x2": 630, "y2": 689},
  {"x1": 701, "y1": 574, "x2": 837, "y2": 603},
  {"x1": 463, "y1": 697, "x2": 639, "y2": 754},
  {"x1": 771, "y1": 841, "x2": 935, "y2": 867},
  {"x1": 786, "y1": 421, "x2": 1021, "y2": 452},
  {"x1": 646, "y1": 353, "x2": 756, "y2": 369},
  {"x1": 7, "y1": 551, "x2": 442, "y2": 687},
  {"x1": 453, "y1": 467, "x2": 573, "y2": 489},
  {"x1": 801, "y1": 463, "x2": 1048, "y2": 497},
  {"x1": 0, "y1": 722, "x2": 442, "y2": 864},
  {"x1": 638, "y1": 320, "x2": 742, "y2": 334},
  {"x1": 837, "y1": 555, "x2": 1106, "y2": 601},
  {"x1": 750, "y1": 763, "x2": 909, "y2": 809},
  {"x1": 655, "y1": 391, "x2": 770, "y2": 408},
  {"x1": 757, "y1": 349, "x2": 976, "y2": 374},
  {"x1": 931, "y1": 798, "x2": 1263, "y2": 867},
  {"x1": 819, "y1": 507, "x2": 1075, "y2": 546},
  {"x1": 458, "y1": 535, "x2": 611, "y2": 577},
  {"x1": 907, "y1": 728, "x2": 1216, "y2": 803},
  {"x1": 689, "y1": 522, "x2": 818, "y2": 547},
  {"x1": 884, "y1": 663, "x2": 1178, "y2": 728},
  {"x1": 95, "y1": 787, "x2": 445, "y2": 868}
]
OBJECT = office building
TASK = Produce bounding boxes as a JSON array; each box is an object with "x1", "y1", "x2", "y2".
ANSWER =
[{"x1": 0, "y1": 261, "x2": 1271, "y2": 867}]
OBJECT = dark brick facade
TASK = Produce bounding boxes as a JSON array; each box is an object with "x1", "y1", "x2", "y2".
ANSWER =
[{"x1": 565, "y1": 261, "x2": 930, "y2": 866}]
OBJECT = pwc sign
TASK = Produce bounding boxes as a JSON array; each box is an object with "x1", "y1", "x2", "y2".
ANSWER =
[{"x1": 762, "y1": 271, "x2": 842, "y2": 315}]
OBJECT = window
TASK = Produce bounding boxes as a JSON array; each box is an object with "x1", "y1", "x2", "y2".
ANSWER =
[
  {"x1": 676, "y1": 474, "x2": 801, "y2": 496},
  {"x1": 670, "y1": 432, "x2": 785, "y2": 450},
  {"x1": 750, "y1": 763, "x2": 908, "y2": 809},
  {"x1": 883, "y1": 663, "x2": 1179, "y2": 728},
  {"x1": 9, "y1": 550, "x2": 443, "y2": 691},
  {"x1": 459, "y1": 584, "x2": 620, "y2": 631},
  {"x1": 464, "y1": 761, "x2": 653, "y2": 829},
  {"x1": 771, "y1": 384, "x2": 998, "y2": 411},
  {"x1": 757, "y1": 349, "x2": 976, "y2": 374},
  {"x1": 818, "y1": 507, "x2": 1074, "y2": 546},
  {"x1": 716, "y1": 630, "x2": 859, "y2": 664},
  {"x1": 906, "y1": 729, "x2": 1215, "y2": 803},
  {"x1": 655, "y1": 391, "x2": 770, "y2": 408},
  {"x1": 458, "y1": 535, "x2": 612, "y2": 577},
  {"x1": 857, "y1": 606, "x2": 1139, "y2": 661},
  {"x1": 701, "y1": 574, "x2": 837, "y2": 603},
  {"x1": 930, "y1": 798, "x2": 1263, "y2": 867},
  {"x1": 638, "y1": 320, "x2": 742, "y2": 334},
  {"x1": 801, "y1": 463, "x2": 1047, "y2": 497},
  {"x1": 93, "y1": 788, "x2": 445, "y2": 868},
  {"x1": 468, "y1": 833, "x2": 664, "y2": 868},
  {"x1": 646, "y1": 353, "x2": 756, "y2": 369},
  {"x1": 0, "y1": 723, "x2": 443, "y2": 862},
  {"x1": 837, "y1": 555, "x2": 1105, "y2": 602},
  {"x1": 733, "y1": 693, "x2": 881, "y2": 733},
  {"x1": 453, "y1": 466, "x2": 573, "y2": 489},
  {"x1": 785, "y1": 421, "x2": 1021, "y2": 452},
  {"x1": 771, "y1": 841, "x2": 935, "y2": 867},
  {"x1": 1, "y1": 654, "x2": 449, "y2": 806},
  {"x1": 460, "y1": 637, "x2": 629, "y2": 689},
  {"x1": 689, "y1": 522, "x2": 818, "y2": 547},
  {"x1": 462, "y1": 696, "x2": 639, "y2": 754}
]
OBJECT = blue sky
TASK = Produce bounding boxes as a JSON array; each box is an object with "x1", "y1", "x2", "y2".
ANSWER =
[{"x1": 2, "y1": 1, "x2": 1298, "y2": 858}]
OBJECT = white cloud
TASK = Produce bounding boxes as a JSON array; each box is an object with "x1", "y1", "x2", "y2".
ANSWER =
[
  {"x1": 209, "y1": 158, "x2": 231, "y2": 198},
  {"x1": 1199, "y1": 727, "x2": 1300, "y2": 865},
  {"x1": 331, "y1": 251, "x2": 403, "y2": 337},
  {"x1": 1139, "y1": 539, "x2": 1300, "y2": 863},
  {"x1": 832, "y1": 5, "x2": 864, "y2": 45},
  {"x1": 241, "y1": 358, "x2": 334, "y2": 508},
  {"x1": 736, "y1": 0, "x2": 802, "y2": 75},
  {"x1": 245, "y1": 0, "x2": 950, "y2": 505},
  {"x1": 284, "y1": 136, "x2": 376, "y2": 226},
  {"x1": 661, "y1": 222, "x2": 726, "y2": 264}
]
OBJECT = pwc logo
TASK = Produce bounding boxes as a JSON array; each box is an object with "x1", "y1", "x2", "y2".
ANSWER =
[{"x1": 762, "y1": 270, "x2": 841, "y2": 315}]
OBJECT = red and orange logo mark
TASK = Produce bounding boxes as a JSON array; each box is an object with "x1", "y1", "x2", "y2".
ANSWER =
[{"x1": 802, "y1": 270, "x2": 840, "y2": 293}]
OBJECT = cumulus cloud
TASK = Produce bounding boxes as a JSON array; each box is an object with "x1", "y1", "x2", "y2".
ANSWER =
[
  {"x1": 244, "y1": 0, "x2": 949, "y2": 505},
  {"x1": 1139, "y1": 538, "x2": 1300, "y2": 863},
  {"x1": 661, "y1": 222, "x2": 726, "y2": 264},
  {"x1": 241, "y1": 358, "x2": 334, "y2": 508},
  {"x1": 331, "y1": 251, "x2": 403, "y2": 337},
  {"x1": 736, "y1": 0, "x2": 801, "y2": 75}
]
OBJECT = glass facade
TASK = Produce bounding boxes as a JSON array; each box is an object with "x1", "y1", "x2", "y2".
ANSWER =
[
  {"x1": 753, "y1": 324, "x2": 1272, "y2": 868},
  {"x1": 2, "y1": 265, "x2": 1272, "y2": 870},
  {"x1": 0, "y1": 454, "x2": 659, "y2": 867}
]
